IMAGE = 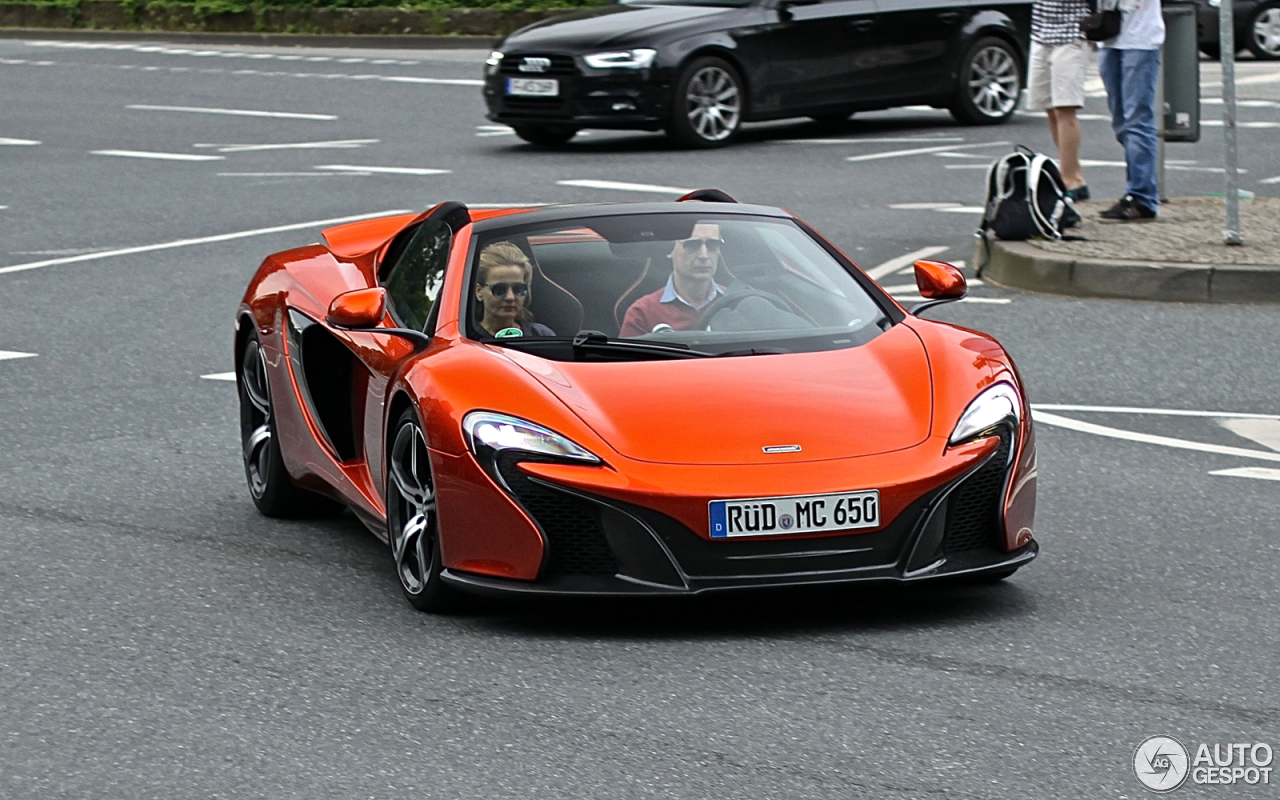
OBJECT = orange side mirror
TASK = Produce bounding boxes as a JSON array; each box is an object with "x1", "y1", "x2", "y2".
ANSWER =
[
  {"x1": 913, "y1": 259, "x2": 967, "y2": 300},
  {"x1": 327, "y1": 288, "x2": 387, "y2": 329}
]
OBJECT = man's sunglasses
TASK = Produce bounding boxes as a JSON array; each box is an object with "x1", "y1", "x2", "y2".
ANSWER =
[
  {"x1": 484, "y1": 282, "x2": 529, "y2": 298},
  {"x1": 680, "y1": 237, "x2": 723, "y2": 254}
]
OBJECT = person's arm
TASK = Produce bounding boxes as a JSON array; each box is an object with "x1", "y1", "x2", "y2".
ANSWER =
[{"x1": 619, "y1": 300, "x2": 649, "y2": 338}]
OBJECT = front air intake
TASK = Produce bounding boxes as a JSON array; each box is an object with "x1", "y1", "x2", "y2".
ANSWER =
[{"x1": 944, "y1": 436, "x2": 1011, "y2": 553}]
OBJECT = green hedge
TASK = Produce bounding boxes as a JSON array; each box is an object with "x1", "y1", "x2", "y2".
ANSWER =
[{"x1": 19, "y1": 0, "x2": 609, "y2": 13}]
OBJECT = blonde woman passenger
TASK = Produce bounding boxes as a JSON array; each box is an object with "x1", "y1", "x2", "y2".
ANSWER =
[{"x1": 474, "y1": 242, "x2": 556, "y2": 338}]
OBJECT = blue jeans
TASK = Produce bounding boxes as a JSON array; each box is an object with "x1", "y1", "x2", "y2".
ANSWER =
[{"x1": 1097, "y1": 47, "x2": 1161, "y2": 213}]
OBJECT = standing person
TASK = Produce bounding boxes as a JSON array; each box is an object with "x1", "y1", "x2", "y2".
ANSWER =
[
  {"x1": 1097, "y1": 0, "x2": 1165, "y2": 220},
  {"x1": 1029, "y1": 0, "x2": 1093, "y2": 202}
]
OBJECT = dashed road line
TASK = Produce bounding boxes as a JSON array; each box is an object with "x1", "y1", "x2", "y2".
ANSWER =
[
  {"x1": 1209, "y1": 467, "x2": 1280, "y2": 481},
  {"x1": 846, "y1": 141, "x2": 1009, "y2": 163},
  {"x1": 864, "y1": 246, "x2": 949, "y2": 280},
  {"x1": 127, "y1": 104, "x2": 337, "y2": 120},
  {"x1": 557, "y1": 179, "x2": 694, "y2": 194},
  {"x1": 1261, "y1": 175, "x2": 1280, "y2": 184},
  {"x1": 92, "y1": 149, "x2": 225, "y2": 161},
  {"x1": 0, "y1": 209, "x2": 411, "y2": 277},
  {"x1": 194, "y1": 139, "x2": 378, "y2": 152},
  {"x1": 201, "y1": 372, "x2": 236, "y2": 381},
  {"x1": 25, "y1": 41, "x2": 425, "y2": 67},
  {"x1": 777, "y1": 136, "x2": 965, "y2": 145},
  {"x1": 0, "y1": 350, "x2": 37, "y2": 361},
  {"x1": 314, "y1": 164, "x2": 450, "y2": 175},
  {"x1": 1, "y1": 137, "x2": 40, "y2": 145},
  {"x1": 218, "y1": 171, "x2": 370, "y2": 177}
]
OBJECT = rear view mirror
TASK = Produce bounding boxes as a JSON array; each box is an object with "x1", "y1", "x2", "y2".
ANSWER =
[
  {"x1": 910, "y1": 260, "x2": 967, "y2": 315},
  {"x1": 327, "y1": 288, "x2": 387, "y2": 329}
]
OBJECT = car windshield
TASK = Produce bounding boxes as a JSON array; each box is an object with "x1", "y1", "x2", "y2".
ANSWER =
[{"x1": 467, "y1": 212, "x2": 890, "y2": 361}]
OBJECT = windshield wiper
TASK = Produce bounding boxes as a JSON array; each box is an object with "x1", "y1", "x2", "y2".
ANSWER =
[{"x1": 570, "y1": 330, "x2": 713, "y2": 360}]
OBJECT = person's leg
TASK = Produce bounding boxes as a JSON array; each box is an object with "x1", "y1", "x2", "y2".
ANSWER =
[
  {"x1": 1097, "y1": 47, "x2": 1126, "y2": 147},
  {"x1": 1118, "y1": 48, "x2": 1161, "y2": 212},
  {"x1": 1046, "y1": 108, "x2": 1062, "y2": 150},
  {"x1": 1053, "y1": 107, "x2": 1085, "y2": 189}
]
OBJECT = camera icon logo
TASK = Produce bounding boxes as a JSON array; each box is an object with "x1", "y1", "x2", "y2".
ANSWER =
[{"x1": 1134, "y1": 736, "x2": 1190, "y2": 792}]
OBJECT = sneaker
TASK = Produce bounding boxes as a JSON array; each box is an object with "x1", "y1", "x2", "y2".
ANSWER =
[
  {"x1": 1066, "y1": 185, "x2": 1090, "y2": 202},
  {"x1": 1060, "y1": 204, "x2": 1081, "y2": 229},
  {"x1": 1100, "y1": 195, "x2": 1157, "y2": 221}
]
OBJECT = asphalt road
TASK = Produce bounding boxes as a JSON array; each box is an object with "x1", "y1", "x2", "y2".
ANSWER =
[{"x1": 2, "y1": 34, "x2": 1279, "y2": 799}]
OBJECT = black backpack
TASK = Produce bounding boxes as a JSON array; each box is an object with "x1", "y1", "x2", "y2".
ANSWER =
[{"x1": 978, "y1": 145, "x2": 1077, "y2": 242}]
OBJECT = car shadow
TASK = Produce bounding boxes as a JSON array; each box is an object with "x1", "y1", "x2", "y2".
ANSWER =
[
  {"x1": 487, "y1": 113, "x2": 1036, "y2": 157},
  {"x1": 457, "y1": 578, "x2": 1037, "y2": 640}
]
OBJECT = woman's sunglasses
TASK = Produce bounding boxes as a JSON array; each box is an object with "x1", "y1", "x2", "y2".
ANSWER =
[{"x1": 484, "y1": 282, "x2": 529, "y2": 298}]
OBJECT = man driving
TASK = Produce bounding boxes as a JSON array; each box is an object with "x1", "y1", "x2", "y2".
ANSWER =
[{"x1": 620, "y1": 223, "x2": 725, "y2": 337}]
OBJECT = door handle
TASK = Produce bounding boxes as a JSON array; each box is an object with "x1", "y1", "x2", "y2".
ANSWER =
[
  {"x1": 851, "y1": 18, "x2": 874, "y2": 31},
  {"x1": 937, "y1": 11, "x2": 960, "y2": 23}
]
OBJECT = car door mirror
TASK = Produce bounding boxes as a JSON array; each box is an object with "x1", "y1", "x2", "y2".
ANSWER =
[
  {"x1": 327, "y1": 288, "x2": 388, "y2": 329},
  {"x1": 777, "y1": 0, "x2": 820, "y2": 17},
  {"x1": 910, "y1": 260, "x2": 967, "y2": 315}
]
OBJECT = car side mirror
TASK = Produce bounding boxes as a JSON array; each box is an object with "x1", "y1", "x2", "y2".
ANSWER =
[
  {"x1": 327, "y1": 288, "x2": 387, "y2": 329},
  {"x1": 778, "y1": 0, "x2": 819, "y2": 18},
  {"x1": 910, "y1": 260, "x2": 967, "y2": 315}
]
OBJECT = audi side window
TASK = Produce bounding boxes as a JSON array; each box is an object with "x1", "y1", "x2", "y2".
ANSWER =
[{"x1": 382, "y1": 220, "x2": 450, "y2": 333}]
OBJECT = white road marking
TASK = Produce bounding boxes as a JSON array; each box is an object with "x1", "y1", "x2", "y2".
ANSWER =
[
  {"x1": 127, "y1": 104, "x2": 337, "y2": 120},
  {"x1": 92, "y1": 150, "x2": 225, "y2": 161},
  {"x1": 945, "y1": 164, "x2": 993, "y2": 169},
  {"x1": 890, "y1": 202, "x2": 962, "y2": 210},
  {"x1": 1079, "y1": 159, "x2": 1128, "y2": 167},
  {"x1": 778, "y1": 136, "x2": 965, "y2": 145},
  {"x1": 1202, "y1": 97, "x2": 1280, "y2": 108},
  {"x1": 883, "y1": 278, "x2": 983, "y2": 292},
  {"x1": 1209, "y1": 467, "x2": 1280, "y2": 481},
  {"x1": 1201, "y1": 120, "x2": 1280, "y2": 128},
  {"x1": 1235, "y1": 72, "x2": 1280, "y2": 86},
  {"x1": 1031, "y1": 404, "x2": 1280, "y2": 420},
  {"x1": 0, "y1": 209, "x2": 411, "y2": 277},
  {"x1": 201, "y1": 372, "x2": 236, "y2": 381},
  {"x1": 218, "y1": 171, "x2": 371, "y2": 177},
  {"x1": 846, "y1": 141, "x2": 1009, "y2": 163},
  {"x1": 314, "y1": 165, "x2": 450, "y2": 175},
  {"x1": 0, "y1": 350, "x2": 37, "y2": 361},
  {"x1": 1032, "y1": 410, "x2": 1280, "y2": 464},
  {"x1": 1260, "y1": 175, "x2": 1280, "y2": 184},
  {"x1": 938, "y1": 206, "x2": 985, "y2": 213},
  {"x1": 557, "y1": 179, "x2": 694, "y2": 194},
  {"x1": 195, "y1": 138, "x2": 378, "y2": 152},
  {"x1": 378, "y1": 75, "x2": 485, "y2": 87},
  {"x1": 1, "y1": 137, "x2": 40, "y2": 145},
  {"x1": 1220, "y1": 418, "x2": 1280, "y2": 452},
  {"x1": 933, "y1": 151, "x2": 990, "y2": 159},
  {"x1": 893, "y1": 295, "x2": 1012, "y2": 304},
  {"x1": 865, "y1": 246, "x2": 949, "y2": 280}
]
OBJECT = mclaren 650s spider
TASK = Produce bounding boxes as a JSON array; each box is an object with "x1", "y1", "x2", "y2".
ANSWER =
[{"x1": 236, "y1": 191, "x2": 1036, "y2": 611}]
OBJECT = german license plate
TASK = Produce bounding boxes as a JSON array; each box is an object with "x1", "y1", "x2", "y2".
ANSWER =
[
  {"x1": 506, "y1": 78, "x2": 559, "y2": 97},
  {"x1": 709, "y1": 490, "x2": 879, "y2": 538}
]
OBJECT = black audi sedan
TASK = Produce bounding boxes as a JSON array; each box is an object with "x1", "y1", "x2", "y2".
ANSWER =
[
  {"x1": 483, "y1": 0, "x2": 1032, "y2": 147},
  {"x1": 1191, "y1": 0, "x2": 1280, "y2": 60}
]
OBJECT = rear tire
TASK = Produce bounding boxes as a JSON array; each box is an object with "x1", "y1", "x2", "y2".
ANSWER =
[
  {"x1": 386, "y1": 407, "x2": 460, "y2": 613},
  {"x1": 666, "y1": 56, "x2": 744, "y2": 148},
  {"x1": 1246, "y1": 2, "x2": 1280, "y2": 60},
  {"x1": 239, "y1": 335, "x2": 342, "y2": 518},
  {"x1": 949, "y1": 37, "x2": 1022, "y2": 125},
  {"x1": 513, "y1": 124, "x2": 578, "y2": 147}
]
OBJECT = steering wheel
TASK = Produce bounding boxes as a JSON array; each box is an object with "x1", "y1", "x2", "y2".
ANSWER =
[{"x1": 697, "y1": 289, "x2": 803, "y2": 330}]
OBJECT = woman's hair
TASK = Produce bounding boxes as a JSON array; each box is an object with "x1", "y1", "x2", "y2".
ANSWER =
[{"x1": 477, "y1": 241, "x2": 534, "y2": 325}]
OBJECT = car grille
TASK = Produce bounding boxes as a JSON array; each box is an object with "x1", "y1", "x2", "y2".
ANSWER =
[
  {"x1": 495, "y1": 452, "x2": 618, "y2": 575},
  {"x1": 498, "y1": 54, "x2": 577, "y2": 76},
  {"x1": 944, "y1": 436, "x2": 1011, "y2": 553}
]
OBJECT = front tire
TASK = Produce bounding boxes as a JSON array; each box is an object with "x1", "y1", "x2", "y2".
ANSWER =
[
  {"x1": 1247, "y1": 3, "x2": 1280, "y2": 59},
  {"x1": 512, "y1": 124, "x2": 578, "y2": 147},
  {"x1": 666, "y1": 56, "x2": 744, "y2": 148},
  {"x1": 386, "y1": 407, "x2": 458, "y2": 612},
  {"x1": 949, "y1": 37, "x2": 1022, "y2": 125},
  {"x1": 239, "y1": 335, "x2": 341, "y2": 518}
]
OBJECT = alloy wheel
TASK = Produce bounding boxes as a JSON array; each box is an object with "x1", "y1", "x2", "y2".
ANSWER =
[
  {"x1": 684, "y1": 65, "x2": 741, "y2": 143},
  {"x1": 388, "y1": 418, "x2": 437, "y2": 597},
  {"x1": 1252, "y1": 7, "x2": 1280, "y2": 58},
  {"x1": 240, "y1": 339, "x2": 274, "y2": 499},
  {"x1": 967, "y1": 45, "x2": 1020, "y2": 118}
]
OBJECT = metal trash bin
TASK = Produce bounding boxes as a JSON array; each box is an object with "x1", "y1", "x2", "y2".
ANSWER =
[{"x1": 1162, "y1": 2, "x2": 1201, "y2": 142}]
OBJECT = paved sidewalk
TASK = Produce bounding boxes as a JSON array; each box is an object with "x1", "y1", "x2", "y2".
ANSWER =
[{"x1": 979, "y1": 196, "x2": 1280, "y2": 302}]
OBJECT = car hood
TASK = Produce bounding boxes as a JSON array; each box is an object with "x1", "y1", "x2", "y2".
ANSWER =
[
  {"x1": 502, "y1": 326, "x2": 933, "y2": 465},
  {"x1": 503, "y1": 4, "x2": 738, "y2": 51}
]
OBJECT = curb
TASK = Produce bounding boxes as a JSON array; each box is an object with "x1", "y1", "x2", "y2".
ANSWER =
[
  {"x1": 978, "y1": 238, "x2": 1280, "y2": 303},
  {"x1": 0, "y1": 26, "x2": 496, "y2": 48}
]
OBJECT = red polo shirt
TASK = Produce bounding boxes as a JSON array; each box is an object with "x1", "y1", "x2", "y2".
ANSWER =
[{"x1": 619, "y1": 278, "x2": 723, "y2": 338}]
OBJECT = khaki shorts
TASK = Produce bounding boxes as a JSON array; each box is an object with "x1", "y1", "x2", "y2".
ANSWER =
[{"x1": 1027, "y1": 39, "x2": 1090, "y2": 109}]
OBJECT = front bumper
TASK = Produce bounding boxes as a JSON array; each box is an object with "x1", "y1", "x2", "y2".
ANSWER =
[
  {"x1": 440, "y1": 436, "x2": 1037, "y2": 597},
  {"x1": 484, "y1": 58, "x2": 672, "y2": 130}
]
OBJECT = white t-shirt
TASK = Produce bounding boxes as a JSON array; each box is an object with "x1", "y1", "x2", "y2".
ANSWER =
[{"x1": 1101, "y1": 0, "x2": 1165, "y2": 50}]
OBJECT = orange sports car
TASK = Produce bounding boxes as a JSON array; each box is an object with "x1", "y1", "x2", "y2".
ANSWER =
[{"x1": 236, "y1": 192, "x2": 1037, "y2": 611}]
